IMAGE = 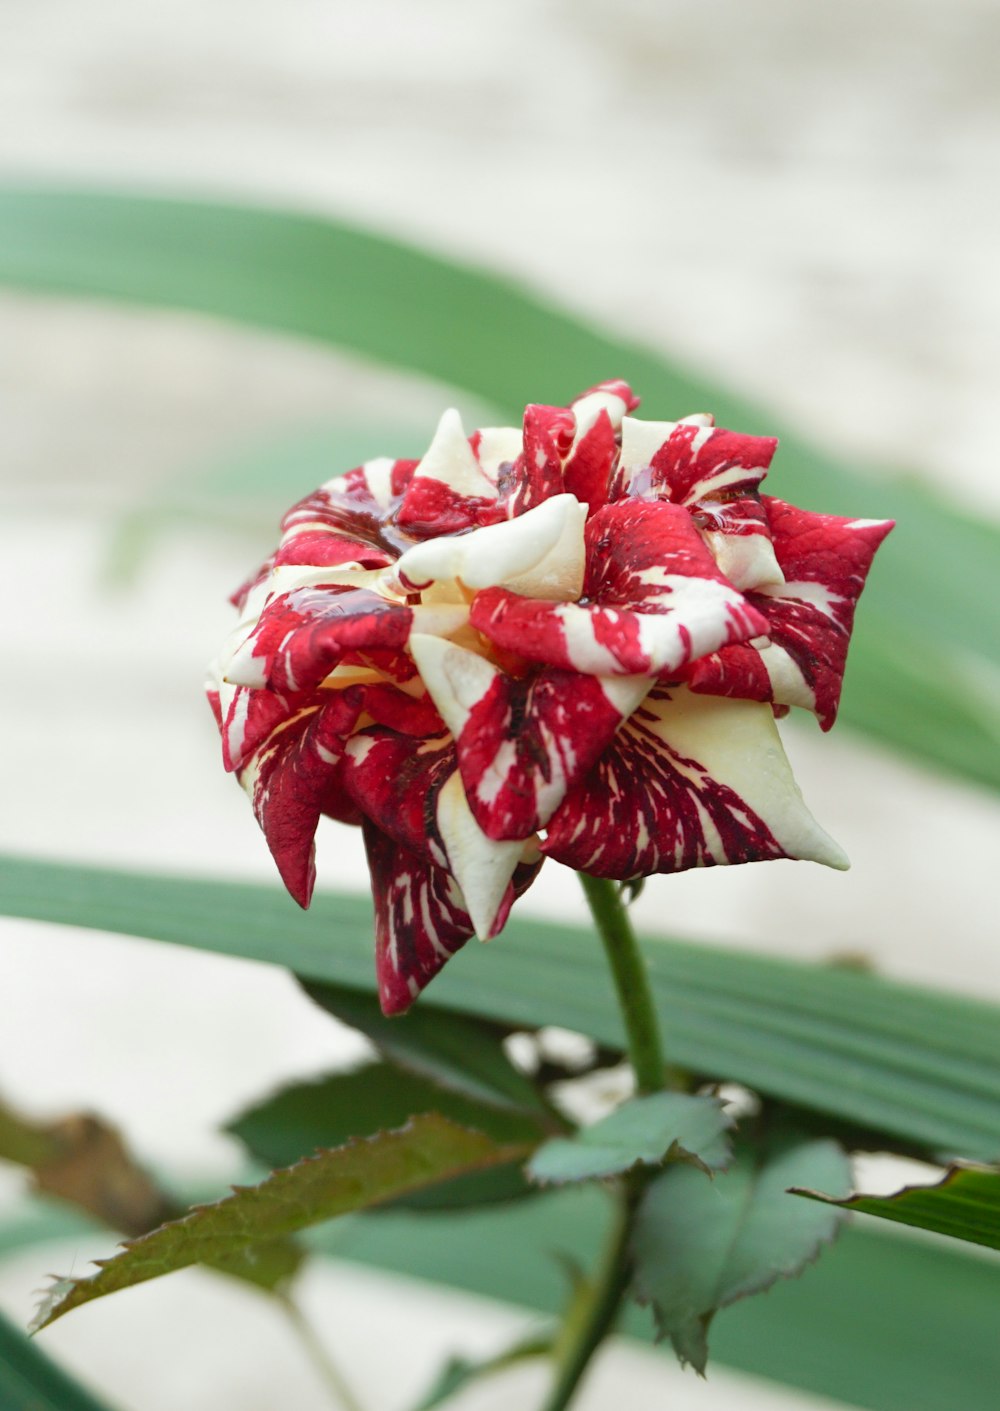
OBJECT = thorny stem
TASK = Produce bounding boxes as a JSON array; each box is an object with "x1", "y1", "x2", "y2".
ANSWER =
[
  {"x1": 280, "y1": 1292, "x2": 368, "y2": 1411},
  {"x1": 538, "y1": 875, "x2": 669, "y2": 1411}
]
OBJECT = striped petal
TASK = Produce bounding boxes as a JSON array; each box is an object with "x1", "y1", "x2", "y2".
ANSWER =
[
  {"x1": 225, "y1": 585, "x2": 468, "y2": 693},
  {"x1": 697, "y1": 493, "x2": 785, "y2": 592},
  {"x1": 543, "y1": 686, "x2": 848, "y2": 878},
  {"x1": 396, "y1": 408, "x2": 499, "y2": 534},
  {"x1": 499, "y1": 403, "x2": 576, "y2": 515},
  {"x1": 388, "y1": 492, "x2": 587, "y2": 601},
  {"x1": 470, "y1": 500, "x2": 767, "y2": 676},
  {"x1": 362, "y1": 821, "x2": 475, "y2": 1016},
  {"x1": 614, "y1": 416, "x2": 777, "y2": 505},
  {"x1": 343, "y1": 729, "x2": 535, "y2": 940},
  {"x1": 687, "y1": 499, "x2": 894, "y2": 728},
  {"x1": 409, "y1": 633, "x2": 652, "y2": 840},
  {"x1": 365, "y1": 821, "x2": 542, "y2": 1015},
  {"x1": 239, "y1": 700, "x2": 364, "y2": 908}
]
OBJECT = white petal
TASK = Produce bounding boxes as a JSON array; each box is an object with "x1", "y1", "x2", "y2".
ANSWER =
[
  {"x1": 643, "y1": 688, "x2": 849, "y2": 870},
  {"x1": 598, "y1": 674, "x2": 655, "y2": 718},
  {"x1": 435, "y1": 772, "x2": 525, "y2": 938},
  {"x1": 390, "y1": 492, "x2": 587, "y2": 601},
  {"x1": 570, "y1": 386, "x2": 630, "y2": 444},
  {"x1": 408, "y1": 634, "x2": 498, "y2": 738},
  {"x1": 413, "y1": 408, "x2": 497, "y2": 500},
  {"x1": 702, "y1": 529, "x2": 785, "y2": 592},
  {"x1": 475, "y1": 426, "x2": 524, "y2": 480}
]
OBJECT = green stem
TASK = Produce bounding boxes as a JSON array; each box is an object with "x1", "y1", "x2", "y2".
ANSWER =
[
  {"x1": 280, "y1": 1293, "x2": 368, "y2": 1411},
  {"x1": 539, "y1": 1196, "x2": 634, "y2": 1411},
  {"x1": 577, "y1": 874, "x2": 667, "y2": 1094},
  {"x1": 537, "y1": 875, "x2": 669, "y2": 1411}
]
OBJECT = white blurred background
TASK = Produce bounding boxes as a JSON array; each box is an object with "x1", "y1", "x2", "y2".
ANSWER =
[{"x1": 1, "y1": 2, "x2": 998, "y2": 1407}]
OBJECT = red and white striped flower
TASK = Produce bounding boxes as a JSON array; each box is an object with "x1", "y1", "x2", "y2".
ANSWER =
[{"x1": 207, "y1": 382, "x2": 892, "y2": 1015}]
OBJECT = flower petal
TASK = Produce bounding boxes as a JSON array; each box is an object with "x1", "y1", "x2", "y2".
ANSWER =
[
  {"x1": 225, "y1": 585, "x2": 468, "y2": 692},
  {"x1": 499, "y1": 403, "x2": 576, "y2": 514},
  {"x1": 409, "y1": 633, "x2": 651, "y2": 840},
  {"x1": 279, "y1": 457, "x2": 419, "y2": 564},
  {"x1": 697, "y1": 494, "x2": 785, "y2": 592},
  {"x1": 396, "y1": 408, "x2": 499, "y2": 534},
  {"x1": 435, "y1": 772, "x2": 528, "y2": 938},
  {"x1": 364, "y1": 822, "x2": 542, "y2": 1014},
  {"x1": 388, "y1": 492, "x2": 587, "y2": 601},
  {"x1": 239, "y1": 699, "x2": 364, "y2": 907},
  {"x1": 362, "y1": 820, "x2": 475, "y2": 1016},
  {"x1": 471, "y1": 500, "x2": 768, "y2": 675},
  {"x1": 542, "y1": 686, "x2": 848, "y2": 878},
  {"x1": 344, "y1": 726, "x2": 533, "y2": 939},
  {"x1": 687, "y1": 499, "x2": 894, "y2": 728},
  {"x1": 615, "y1": 416, "x2": 777, "y2": 504}
]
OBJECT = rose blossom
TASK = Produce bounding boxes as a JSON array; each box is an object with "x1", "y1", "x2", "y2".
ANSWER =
[{"x1": 207, "y1": 381, "x2": 892, "y2": 1014}]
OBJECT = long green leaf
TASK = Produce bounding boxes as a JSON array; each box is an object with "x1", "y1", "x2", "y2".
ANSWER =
[
  {"x1": 0, "y1": 186, "x2": 996, "y2": 789},
  {"x1": 34, "y1": 1114, "x2": 527, "y2": 1330},
  {"x1": 0, "y1": 1308, "x2": 119, "y2": 1411},
  {"x1": 5, "y1": 1188, "x2": 1000, "y2": 1410},
  {"x1": 4, "y1": 856, "x2": 999, "y2": 1161},
  {"x1": 300, "y1": 984, "x2": 544, "y2": 1114},
  {"x1": 318, "y1": 1189, "x2": 1000, "y2": 1411},
  {"x1": 795, "y1": 1163, "x2": 1000, "y2": 1252}
]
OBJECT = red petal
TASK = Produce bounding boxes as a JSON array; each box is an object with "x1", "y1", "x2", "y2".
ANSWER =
[
  {"x1": 395, "y1": 477, "x2": 498, "y2": 535},
  {"x1": 562, "y1": 408, "x2": 618, "y2": 514},
  {"x1": 430, "y1": 652, "x2": 646, "y2": 840},
  {"x1": 281, "y1": 458, "x2": 418, "y2": 559},
  {"x1": 471, "y1": 501, "x2": 767, "y2": 676},
  {"x1": 274, "y1": 530, "x2": 392, "y2": 570},
  {"x1": 498, "y1": 403, "x2": 575, "y2": 515},
  {"x1": 542, "y1": 687, "x2": 845, "y2": 878},
  {"x1": 241, "y1": 701, "x2": 363, "y2": 907},
  {"x1": 230, "y1": 587, "x2": 413, "y2": 692},
  {"x1": 343, "y1": 729, "x2": 454, "y2": 860},
  {"x1": 364, "y1": 821, "x2": 474, "y2": 1015},
  {"x1": 688, "y1": 499, "x2": 894, "y2": 728},
  {"x1": 616, "y1": 422, "x2": 777, "y2": 505}
]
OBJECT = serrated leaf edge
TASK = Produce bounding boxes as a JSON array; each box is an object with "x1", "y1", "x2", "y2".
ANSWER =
[{"x1": 32, "y1": 1114, "x2": 531, "y2": 1332}]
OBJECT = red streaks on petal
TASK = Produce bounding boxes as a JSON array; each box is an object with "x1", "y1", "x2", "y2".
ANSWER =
[
  {"x1": 363, "y1": 820, "x2": 474, "y2": 1015},
  {"x1": 563, "y1": 408, "x2": 618, "y2": 513},
  {"x1": 542, "y1": 692, "x2": 786, "y2": 879},
  {"x1": 238, "y1": 588, "x2": 413, "y2": 692},
  {"x1": 471, "y1": 501, "x2": 766, "y2": 676},
  {"x1": 395, "y1": 477, "x2": 498, "y2": 535},
  {"x1": 274, "y1": 531, "x2": 392, "y2": 570},
  {"x1": 651, "y1": 425, "x2": 777, "y2": 506},
  {"x1": 688, "y1": 499, "x2": 893, "y2": 728},
  {"x1": 343, "y1": 730, "x2": 454, "y2": 859},
  {"x1": 242, "y1": 701, "x2": 363, "y2": 908},
  {"x1": 457, "y1": 668, "x2": 630, "y2": 841},
  {"x1": 499, "y1": 403, "x2": 576, "y2": 515}
]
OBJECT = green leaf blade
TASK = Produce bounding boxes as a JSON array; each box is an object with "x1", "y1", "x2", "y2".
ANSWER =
[
  {"x1": 794, "y1": 1163, "x2": 1000, "y2": 1252},
  {"x1": 0, "y1": 1308, "x2": 120, "y2": 1411},
  {"x1": 4, "y1": 857, "x2": 999, "y2": 1162},
  {"x1": 34, "y1": 1114, "x2": 528, "y2": 1330},
  {"x1": 527, "y1": 1092, "x2": 731, "y2": 1185},
  {"x1": 631, "y1": 1138, "x2": 851, "y2": 1373},
  {"x1": 300, "y1": 982, "x2": 545, "y2": 1115},
  {"x1": 227, "y1": 1063, "x2": 545, "y2": 1211}
]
